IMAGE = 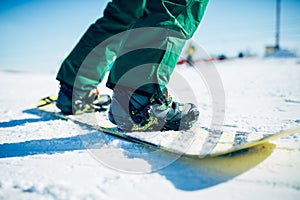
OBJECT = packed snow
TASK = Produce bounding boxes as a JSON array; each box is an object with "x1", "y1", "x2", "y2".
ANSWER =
[{"x1": 0, "y1": 57, "x2": 300, "y2": 199}]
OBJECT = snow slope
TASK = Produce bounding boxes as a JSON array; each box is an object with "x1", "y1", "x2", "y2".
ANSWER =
[{"x1": 0, "y1": 58, "x2": 300, "y2": 199}]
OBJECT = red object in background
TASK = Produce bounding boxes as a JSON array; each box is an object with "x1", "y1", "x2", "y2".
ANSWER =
[{"x1": 177, "y1": 59, "x2": 187, "y2": 65}]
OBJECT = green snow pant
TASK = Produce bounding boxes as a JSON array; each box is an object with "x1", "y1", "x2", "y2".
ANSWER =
[{"x1": 56, "y1": 0, "x2": 209, "y2": 95}]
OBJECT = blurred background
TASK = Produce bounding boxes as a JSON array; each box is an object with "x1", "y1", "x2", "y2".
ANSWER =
[{"x1": 0, "y1": 0, "x2": 299, "y2": 72}]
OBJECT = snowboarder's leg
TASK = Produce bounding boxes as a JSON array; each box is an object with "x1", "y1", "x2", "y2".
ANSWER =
[
  {"x1": 56, "y1": 0, "x2": 147, "y2": 114},
  {"x1": 107, "y1": 0, "x2": 209, "y2": 93},
  {"x1": 107, "y1": 0, "x2": 209, "y2": 131},
  {"x1": 57, "y1": 0, "x2": 147, "y2": 90}
]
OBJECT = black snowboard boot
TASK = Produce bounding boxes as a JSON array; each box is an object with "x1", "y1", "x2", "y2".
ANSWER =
[
  {"x1": 56, "y1": 82, "x2": 111, "y2": 115},
  {"x1": 108, "y1": 87, "x2": 199, "y2": 131}
]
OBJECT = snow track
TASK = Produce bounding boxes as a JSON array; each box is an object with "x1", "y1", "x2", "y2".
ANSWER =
[{"x1": 1, "y1": 58, "x2": 300, "y2": 199}]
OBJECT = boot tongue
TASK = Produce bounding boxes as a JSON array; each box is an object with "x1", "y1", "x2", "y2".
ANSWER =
[
  {"x1": 153, "y1": 87, "x2": 172, "y2": 107},
  {"x1": 164, "y1": 90, "x2": 173, "y2": 107}
]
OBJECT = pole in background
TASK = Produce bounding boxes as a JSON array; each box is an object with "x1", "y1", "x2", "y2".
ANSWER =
[{"x1": 275, "y1": 0, "x2": 281, "y2": 50}]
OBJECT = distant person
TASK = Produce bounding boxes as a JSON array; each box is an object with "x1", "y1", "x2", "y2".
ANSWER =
[
  {"x1": 187, "y1": 44, "x2": 196, "y2": 66},
  {"x1": 55, "y1": 0, "x2": 209, "y2": 131}
]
